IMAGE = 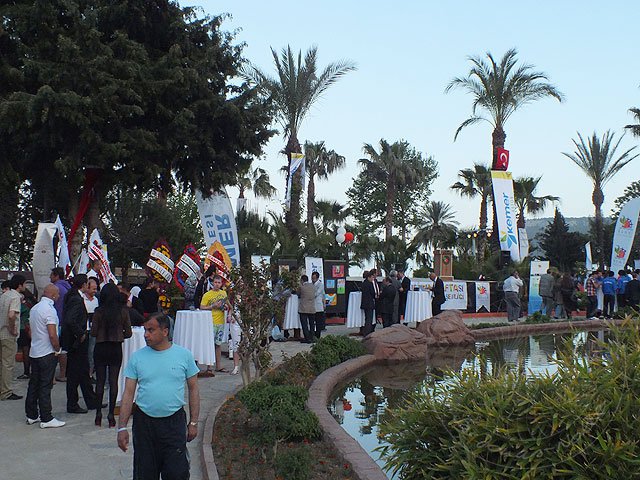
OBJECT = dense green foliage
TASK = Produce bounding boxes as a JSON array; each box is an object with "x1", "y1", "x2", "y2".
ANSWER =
[
  {"x1": 274, "y1": 445, "x2": 314, "y2": 480},
  {"x1": 537, "y1": 209, "x2": 587, "y2": 272},
  {"x1": 309, "y1": 334, "x2": 368, "y2": 374},
  {"x1": 380, "y1": 322, "x2": 640, "y2": 479}
]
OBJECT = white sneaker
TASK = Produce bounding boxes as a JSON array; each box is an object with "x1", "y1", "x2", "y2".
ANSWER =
[
  {"x1": 40, "y1": 418, "x2": 65, "y2": 428},
  {"x1": 231, "y1": 366, "x2": 239, "y2": 375},
  {"x1": 26, "y1": 416, "x2": 40, "y2": 425}
]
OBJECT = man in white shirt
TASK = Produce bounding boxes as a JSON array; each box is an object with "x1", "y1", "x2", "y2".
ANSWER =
[
  {"x1": 503, "y1": 271, "x2": 524, "y2": 322},
  {"x1": 311, "y1": 272, "x2": 325, "y2": 340},
  {"x1": 82, "y1": 277, "x2": 99, "y2": 378},
  {"x1": 0, "y1": 274, "x2": 25, "y2": 401},
  {"x1": 25, "y1": 284, "x2": 65, "y2": 428}
]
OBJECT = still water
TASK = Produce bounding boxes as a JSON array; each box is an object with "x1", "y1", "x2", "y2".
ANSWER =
[{"x1": 328, "y1": 331, "x2": 608, "y2": 478}]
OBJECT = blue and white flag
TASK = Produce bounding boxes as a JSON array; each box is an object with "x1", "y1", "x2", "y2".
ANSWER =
[{"x1": 285, "y1": 153, "x2": 305, "y2": 208}]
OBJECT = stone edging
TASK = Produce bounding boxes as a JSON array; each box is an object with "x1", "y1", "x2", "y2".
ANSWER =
[
  {"x1": 471, "y1": 318, "x2": 625, "y2": 341},
  {"x1": 306, "y1": 354, "x2": 389, "y2": 480},
  {"x1": 201, "y1": 384, "x2": 243, "y2": 480}
]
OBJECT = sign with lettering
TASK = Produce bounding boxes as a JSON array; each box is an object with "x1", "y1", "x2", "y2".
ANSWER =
[
  {"x1": 196, "y1": 190, "x2": 240, "y2": 267},
  {"x1": 442, "y1": 281, "x2": 468, "y2": 310},
  {"x1": 491, "y1": 171, "x2": 520, "y2": 262}
]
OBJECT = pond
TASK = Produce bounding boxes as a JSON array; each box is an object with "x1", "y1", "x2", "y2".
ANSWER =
[{"x1": 328, "y1": 331, "x2": 608, "y2": 479}]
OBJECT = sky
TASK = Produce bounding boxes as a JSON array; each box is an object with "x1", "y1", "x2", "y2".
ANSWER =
[{"x1": 191, "y1": 0, "x2": 639, "y2": 230}]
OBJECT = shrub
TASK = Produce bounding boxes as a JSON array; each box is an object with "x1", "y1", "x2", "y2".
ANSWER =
[
  {"x1": 309, "y1": 334, "x2": 367, "y2": 374},
  {"x1": 524, "y1": 311, "x2": 552, "y2": 324},
  {"x1": 263, "y1": 351, "x2": 315, "y2": 387},
  {"x1": 274, "y1": 445, "x2": 313, "y2": 480},
  {"x1": 378, "y1": 321, "x2": 640, "y2": 479},
  {"x1": 237, "y1": 381, "x2": 321, "y2": 450}
]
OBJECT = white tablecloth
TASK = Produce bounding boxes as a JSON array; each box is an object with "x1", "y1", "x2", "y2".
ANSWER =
[
  {"x1": 173, "y1": 310, "x2": 216, "y2": 365},
  {"x1": 346, "y1": 292, "x2": 376, "y2": 328},
  {"x1": 117, "y1": 327, "x2": 146, "y2": 403},
  {"x1": 405, "y1": 291, "x2": 433, "y2": 323},
  {"x1": 283, "y1": 294, "x2": 301, "y2": 329}
]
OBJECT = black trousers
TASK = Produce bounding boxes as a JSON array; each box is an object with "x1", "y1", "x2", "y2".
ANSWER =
[
  {"x1": 382, "y1": 312, "x2": 393, "y2": 328},
  {"x1": 25, "y1": 353, "x2": 57, "y2": 422},
  {"x1": 617, "y1": 294, "x2": 626, "y2": 309},
  {"x1": 66, "y1": 337, "x2": 97, "y2": 409},
  {"x1": 133, "y1": 407, "x2": 189, "y2": 480},
  {"x1": 432, "y1": 300, "x2": 443, "y2": 317},
  {"x1": 299, "y1": 313, "x2": 316, "y2": 342},
  {"x1": 362, "y1": 308, "x2": 375, "y2": 336},
  {"x1": 603, "y1": 294, "x2": 615, "y2": 318},
  {"x1": 587, "y1": 296, "x2": 598, "y2": 318},
  {"x1": 314, "y1": 311, "x2": 325, "y2": 338}
]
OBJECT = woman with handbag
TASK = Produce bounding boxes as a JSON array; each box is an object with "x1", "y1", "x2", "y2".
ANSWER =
[{"x1": 90, "y1": 283, "x2": 132, "y2": 427}]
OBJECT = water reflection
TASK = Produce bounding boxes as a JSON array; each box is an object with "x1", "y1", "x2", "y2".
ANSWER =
[{"x1": 328, "y1": 331, "x2": 609, "y2": 479}]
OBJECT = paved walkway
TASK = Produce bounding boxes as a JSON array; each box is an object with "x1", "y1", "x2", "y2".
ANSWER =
[{"x1": 0, "y1": 319, "x2": 514, "y2": 479}]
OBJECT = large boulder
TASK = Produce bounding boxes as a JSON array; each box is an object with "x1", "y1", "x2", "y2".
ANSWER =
[
  {"x1": 415, "y1": 310, "x2": 475, "y2": 347},
  {"x1": 362, "y1": 324, "x2": 427, "y2": 362}
]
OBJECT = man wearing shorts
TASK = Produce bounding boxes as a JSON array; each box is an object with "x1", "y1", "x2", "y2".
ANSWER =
[{"x1": 200, "y1": 275, "x2": 228, "y2": 375}]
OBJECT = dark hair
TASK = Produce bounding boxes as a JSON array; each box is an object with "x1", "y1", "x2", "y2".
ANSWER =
[
  {"x1": 608, "y1": 271, "x2": 615, "y2": 277},
  {"x1": 95, "y1": 283, "x2": 124, "y2": 328},
  {"x1": 51, "y1": 267, "x2": 65, "y2": 279},
  {"x1": 311, "y1": 271, "x2": 319, "y2": 279},
  {"x1": 146, "y1": 312, "x2": 171, "y2": 331},
  {"x1": 87, "y1": 276, "x2": 100, "y2": 290},
  {"x1": 619, "y1": 270, "x2": 626, "y2": 276},
  {"x1": 301, "y1": 274, "x2": 309, "y2": 282},
  {"x1": 1, "y1": 280, "x2": 9, "y2": 290},
  {"x1": 143, "y1": 277, "x2": 156, "y2": 288},
  {"x1": 72, "y1": 274, "x2": 88, "y2": 289},
  {"x1": 9, "y1": 274, "x2": 26, "y2": 290},
  {"x1": 204, "y1": 265, "x2": 215, "y2": 277},
  {"x1": 213, "y1": 274, "x2": 222, "y2": 282}
]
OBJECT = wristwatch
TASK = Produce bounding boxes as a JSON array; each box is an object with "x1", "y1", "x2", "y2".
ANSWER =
[{"x1": 188, "y1": 421, "x2": 198, "y2": 426}]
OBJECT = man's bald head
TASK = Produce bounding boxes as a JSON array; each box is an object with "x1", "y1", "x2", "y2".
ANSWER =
[{"x1": 43, "y1": 283, "x2": 60, "y2": 300}]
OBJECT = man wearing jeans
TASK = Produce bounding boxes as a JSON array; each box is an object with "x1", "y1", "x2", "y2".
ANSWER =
[
  {"x1": 503, "y1": 271, "x2": 523, "y2": 322},
  {"x1": 25, "y1": 284, "x2": 65, "y2": 428},
  {"x1": 118, "y1": 313, "x2": 200, "y2": 480}
]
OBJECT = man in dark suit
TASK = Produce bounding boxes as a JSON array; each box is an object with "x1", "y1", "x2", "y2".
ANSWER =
[
  {"x1": 360, "y1": 270, "x2": 377, "y2": 336},
  {"x1": 380, "y1": 277, "x2": 397, "y2": 328},
  {"x1": 626, "y1": 271, "x2": 640, "y2": 310},
  {"x1": 398, "y1": 270, "x2": 411, "y2": 323},
  {"x1": 429, "y1": 272, "x2": 446, "y2": 317},
  {"x1": 61, "y1": 274, "x2": 99, "y2": 413}
]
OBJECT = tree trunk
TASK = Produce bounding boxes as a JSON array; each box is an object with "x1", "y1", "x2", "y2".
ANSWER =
[
  {"x1": 306, "y1": 172, "x2": 315, "y2": 231},
  {"x1": 517, "y1": 206, "x2": 526, "y2": 229},
  {"x1": 68, "y1": 195, "x2": 83, "y2": 272},
  {"x1": 593, "y1": 185, "x2": 605, "y2": 268},
  {"x1": 477, "y1": 193, "x2": 488, "y2": 261},
  {"x1": 284, "y1": 135, "x2": 302, "y2": 239},
  {"x1": 385, "y1": 173, "x2": 396, "y2": 241}
]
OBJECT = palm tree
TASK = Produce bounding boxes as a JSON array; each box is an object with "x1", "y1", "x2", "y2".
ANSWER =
[
  {"x1": 626, "y1": 107, "x2": 640, "y2": 137},
  {"x1": 237, "y1": 166, "x2": 277, "y2": 210},
  {"x1": 313, "y1": 199, "x2": 349, "y2": 234},
  {"x1": 410, "y1": 201, "x2": 459, "y2": 251},
  {"x1": 446, "y1": 48, "x2": 564, "y2": 163},
  {"x1": 513, "y1": 176, "x2": 559, "y2": 228},
  {"x1": 562, "y1": 131, "x2": 638, "y2": 267},
  {"x1": 303, "y1": 141, "x2": 346, "y2": 230},
  {"x1": 450, "y1": 163, "x2": 492, "y2": 258},
  {"x1": 242, "y1": 46, "x2": 356, "y2": 237},
  {"x1": 446, "y1": 48, "x2": 563, "y2": 251},
  {"x1": 359, "y1": 139, "x2": 426, "y2": 241}
]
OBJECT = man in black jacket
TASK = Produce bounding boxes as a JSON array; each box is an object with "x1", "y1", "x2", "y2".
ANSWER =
[
  {"x1": 360, "y1": 270, "x2": 377, "y2": 336},
  {"x1": 429, "y1": 272, "x2": 446, "y2": 317},
  {"x1": 62, "y1": 274, "x2": 98, "y2": 413},
  {"x1": 380, "y1": 277, "x2": 397, "y2": 328},
  {"x1": 398, "y1": 270, "x2": 411, "y2": 323},
  {"x1": 626, "y1": 271, "x2": 640, "y2": 310}
]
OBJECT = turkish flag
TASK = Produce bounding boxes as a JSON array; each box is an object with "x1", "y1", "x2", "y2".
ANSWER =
[{"x1": 495, "y1": 148, "x2": 509, "y2": 170}]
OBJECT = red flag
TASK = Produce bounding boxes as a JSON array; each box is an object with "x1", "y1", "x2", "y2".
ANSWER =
[{"x1": 495, "y1": 148, "x2": 509, "y2": 170}]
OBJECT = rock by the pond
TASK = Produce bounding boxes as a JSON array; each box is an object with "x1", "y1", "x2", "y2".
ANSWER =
[
  {"x1": 415, "y1": 310, "x2": 475, "y2": 346},
  {"x1": 362, "y1": 324, "x2": 427, "y2": 361}
]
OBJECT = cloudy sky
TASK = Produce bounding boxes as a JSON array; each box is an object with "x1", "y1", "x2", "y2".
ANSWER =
[{"x1": 193, "y1": 0, "x2": 639, "y2": 230}]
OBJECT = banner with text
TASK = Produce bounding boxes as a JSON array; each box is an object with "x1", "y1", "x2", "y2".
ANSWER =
[
  {"x1": 443, "y1": 281, "x2": 467, "y2": 310},
  {"x1": 491, "y1": 171, "x2": 520, "y2": 262},
  {"x1": 475, "y1": 281, "x2": 490, "y2": 312},
  {"x1": 196, "y1": 189, "x2": 240, "y2": 267},
  {"x1": 610, "y1": 197, "x2": 640, "y2": 272},
  {"x1": 518, "y1": 227, "x2": 529, "y2": 260},
  {"x1": 305, "y1": 256, "x2": 325, "y2": 283},
  {"x1": 585, "y1": 242, "x2": 593, "y2": 271},
  {"x1": 32, "y1": 223, "x2": 57, "y2": 300},
  {"x1": 528, "y1": 260, "x2": 549, "y2": 314}
]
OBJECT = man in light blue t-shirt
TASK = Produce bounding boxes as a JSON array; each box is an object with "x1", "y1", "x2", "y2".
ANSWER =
[{"x1": 117, "y1": 313, "x2": 200, "y2": 480}]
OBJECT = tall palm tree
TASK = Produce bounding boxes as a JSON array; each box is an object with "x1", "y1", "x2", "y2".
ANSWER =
[
  {"x1": 313, "y1": 199, "x2": 349, "y2": 234},
  {"x1": 303, "y1": 141, "x2": 345, "y2": 230},
  {"x1": 446, "y1": 48, "x2": 563, "y2": 251},
  {"x1": 446, "y1": 48, "x2": 564, "y2": 163},
  {"x1": 513, "y1": 176, "x2": 559, "y2": 228},
  {"x1": 562, "y1": 131, "x2": 638, "y2": 267},
  {"x1": 450, "y1": 163, "x2": 492, "y2": 258},
  {"x1": 242, "y1": 46, "x2": 356, "y2": 237},
  {"x1": 237, "y1": 166, "x2": 277, "y2": 201},
  {"x1": 359, "y1": 139, "x2": 426, "y2": 241},
  {"x1": 410, "y1": 201, "x2": 459, "y2": 251}
]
